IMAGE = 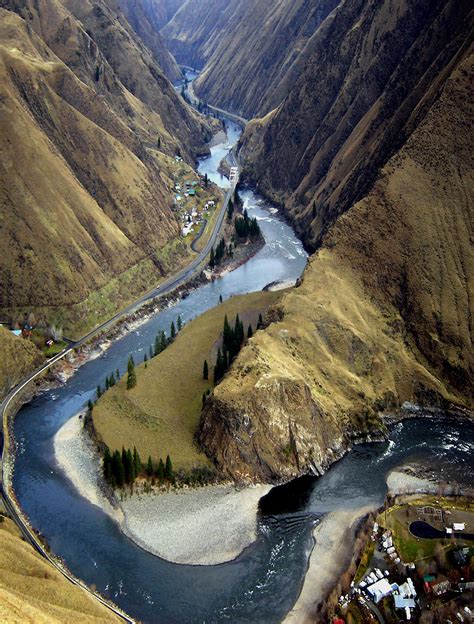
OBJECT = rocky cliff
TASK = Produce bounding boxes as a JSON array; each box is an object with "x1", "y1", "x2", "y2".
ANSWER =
[
  {"x1": 0, "y1": 0, "x2": 211, "y2": 331},
  {"x1": 162, "y1": 0, "x2": 339, "y2": 119},
  {"x1": 199, "y1": 7, "x2": 473, "y2": 481}
]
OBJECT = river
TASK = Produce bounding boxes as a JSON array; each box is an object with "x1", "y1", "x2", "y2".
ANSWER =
[{"x1": 11, "y1": 122, "x2": 474, "y2": 624}]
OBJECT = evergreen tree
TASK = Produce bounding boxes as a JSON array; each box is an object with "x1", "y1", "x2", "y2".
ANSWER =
[
  {"x1": 109, "y1": 372, "x2": 116, "y2": 387},
  {"x1": 170, "y1": 321, "x2": 176, "y2": 340},
  {"x1": 209, "y1": 247, "x2": 215, "y2": 268},
  {"x1": 165, "y1": 455, "x2": 173, "y2": 480},
  {"x1": 124, "y1": 448, "x2": 134, "y2": 483},
  {"x1": 223, "y1": 314, "x2": 232, "y2": 350},
  {"x1": 157, "y1": 458, "x2": 165, "y2": 481},
  {"x1": 203, "y1": 359, "x2": 209, "y2": 380},
  {"x1": 219, "y1": 294, "x2": 223, "y2": 304},
  {"x1": 88, "y1": 399, "x2": 94, "y2": 412},
  {"x1": 247, "y1": 324, "x2": 253, "y2": 339},
  {"x1": 204, "y1": 173, "x2": 208, "y2": 187},
  {"x1": 116, "y1": 368, "x2": 120, "y2": 381},
  {"x1": 177, "y1": 315, "x2": 183, "y2": 332},
  {"x1": 103, "y1": 446, "x2": 112, "y2": 483},
  {"x1": 147, "y1": 455, "x2": 153, "y2": 477},
  {"x1": 202, "y1": 392, "x2": 207, "y2": 408},
  {"x1": 160, "y1": 331, "x2": 167, "y2": 352},
  {"x1": 144, "y1": 353, "x2": 148, "y2": 364},
  {"x1": 127, "y1": 365, "x2": 137, "y2": 390},
  {"x1": 157, "y1": 136, "x2": 161, "y2": 149},
  {"x1": 227, "y1": 197, "x2": 234, "y2": 220},
  {"x1": 257, "y1": 313, "x2": 263, "y2": 329},
  {"x1": 105, "y1": 376, "x2": 110, "y2": 390},
  {"x1": 133, "y1": 447, "x2": 141, "y2": 478},
  {"x1": 112, "y1": 450, "x2": 124, "y2": 487},
  {"x1": 97, "y1": 385, "x2": 102, "y2": 400},
  {"x1": 127, "y1": 355, "x2": 135, "y2": 373},
  {"x1": 149, "y1": 345, "x2": 154, "y2": 360}
]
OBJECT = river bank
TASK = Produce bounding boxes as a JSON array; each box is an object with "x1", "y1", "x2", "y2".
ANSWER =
[{"x1": 54, "y1": 414, "x2": 270, "y2": 566}]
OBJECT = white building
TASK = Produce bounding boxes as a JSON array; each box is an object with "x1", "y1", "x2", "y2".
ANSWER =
[{"x1": 367, "y1": 579, "x2": 394, "y2": 603}]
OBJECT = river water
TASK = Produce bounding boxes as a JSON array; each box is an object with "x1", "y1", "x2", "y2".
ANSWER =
[{"x1": 12, "y1": 123, "x2": 474, "y2": 624}]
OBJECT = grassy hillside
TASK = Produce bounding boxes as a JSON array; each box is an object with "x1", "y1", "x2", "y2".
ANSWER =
[
  {"x1": 0, "y1": 515, "x2": 118, "y2": 623},
  {"x1": 199, "y1": 50, "x2": 473, "y2": 481},
  {"x1": 0, "y1": 327, "x2": 44, "y2": 400},
  {"x1": 0, "y1": 2, "x2": 212, "y2": 336},
  {"x1": 93, "y1": 291, "x2": 282, "y2": 472}
]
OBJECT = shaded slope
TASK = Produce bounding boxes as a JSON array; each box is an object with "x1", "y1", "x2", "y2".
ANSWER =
[
  {"x1": 199, "y1": 48, "x2": 473, "y2": 482},
  {"x1": 162, "y1": 0, "x2": 339, "y2": 119},
  {"x1": 240, "y1": 0, "x2": 473, "y2": 250}
]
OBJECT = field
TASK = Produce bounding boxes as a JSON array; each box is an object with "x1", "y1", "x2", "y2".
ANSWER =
[
  {"x1": 0, "y1": 515, "x2": 118, "y2": 623},
  {"x1": 93, "y1": 290, "x2": 282, "y2": 472}
]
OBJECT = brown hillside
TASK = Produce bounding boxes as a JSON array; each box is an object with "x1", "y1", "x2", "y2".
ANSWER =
[
  {"x1": 0, "y1": 2, "x2": 211, "y2": 332},
  {"x1": 240, "y1": 0, "x2": 473, "y2": 250},
  {"x1": 162, "y1": 0, "x2": 339, "y2": 119},
  {"x1": 0, "y1": 515, "x2": 119, "y2": 623},
  {"x1": 0, "y1": 327, "x2": 44, "y2": 400},
  {"x1": 199, "y1": 49, "x2": 473, "y2": 482}
]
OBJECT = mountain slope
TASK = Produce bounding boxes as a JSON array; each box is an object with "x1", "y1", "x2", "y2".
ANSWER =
[
  {"x1": 0, "y1": 1, "x2": 211, "y2": 334},
  {"x1": 0, "y1": 516, "x2": 119, "y2": 623},
  {"x1": 162, "y1": 0, "x2": 339, "y2": 119},
  {"x1": 239, "y1": 0, "x2": 473, "y2": 250},
  {"x1": 0, "y1": 327, "x2": 44, "y2": 400},
  {"x1": 116, "y1": 0, "x2": 181, "y2": 82},
  {"x1": 199, "y1": 32, "x2": 473, "y2": 481}
]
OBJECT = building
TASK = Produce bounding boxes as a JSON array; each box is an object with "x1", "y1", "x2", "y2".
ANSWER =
[
  {"x1": 453, "y1": 523, "x2": 465, "y2": 531},
  {"x1": 367, "y1": 578, "x2": 394, "y2": 603}
]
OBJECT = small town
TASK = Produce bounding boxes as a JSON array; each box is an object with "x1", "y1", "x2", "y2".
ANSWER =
[{"x1": 331, "y1": 497, "x2": 474, "y2": 624}]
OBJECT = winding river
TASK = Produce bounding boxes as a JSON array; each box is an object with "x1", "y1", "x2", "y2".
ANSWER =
[{"x1": 12, "y1": 122, "x2": 474, "y2": 623}]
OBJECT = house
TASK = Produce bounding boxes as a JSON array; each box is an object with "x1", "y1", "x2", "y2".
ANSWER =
[
  {"x1": 394, "y1": 596, "x2": 416, "y2": 610},
  {"x1": 188, "y1": 189, "x2": 196, "y2": 196},
  {"x1": 453, "y1": 523, "x2": 465, "y2": 531},
  {"x1": 431, "y1": 580, "x2": 451, "y2": 596},
  {"x1": 367, "y1": 578, "x2": 394, "y2": 603}
]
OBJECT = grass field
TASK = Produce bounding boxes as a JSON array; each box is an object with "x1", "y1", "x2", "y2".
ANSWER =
[
  {"x1": 93, "y1": 290, "x2": 283, "y2": 472},
  {"x1": 0, "y1": 515, "x2": 118, "y2": 622},
  {"x1": 0, "y1": 327, "x2": 44, "y2": 400}
]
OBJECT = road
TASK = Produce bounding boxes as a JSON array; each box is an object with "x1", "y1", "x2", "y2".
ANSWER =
[{"x1": 0, "y1": 101, "x2": 242, "y2": 622}]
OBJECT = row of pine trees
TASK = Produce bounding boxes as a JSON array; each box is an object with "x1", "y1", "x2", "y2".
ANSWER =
[
  {"x1": 103, "y1": 445, "x2": 174, "y2": 488},
  {"x1": 202, "y1": 312, "x2": 264, "y2": 385}
]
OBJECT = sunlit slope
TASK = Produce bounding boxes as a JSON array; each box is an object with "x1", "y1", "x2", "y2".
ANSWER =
[{"x1": 0, "y1": 516, "x2": 119, "y2": 623}]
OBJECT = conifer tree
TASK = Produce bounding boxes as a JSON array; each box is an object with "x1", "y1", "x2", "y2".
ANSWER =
[
  {"x1": 133, "y1": 447, "x2": 141, "y2": 477},
  {"x1": 170, "y1": 321, "x2": 176, "y2": 340},
  {"x1": 203, "y1": 359, "x2": 209, "y2": 380},
  {"x1": 257, "y1": 313, "x2": 263, "y2": 329},
  {"x1": 103, "y1": 446, "x2": 112, "y2": 483},
  {"x1": 88, "y1": 399, "x2": 94, "y2": 412},
  {"x1": 219, "y1": 294, "x2": 223, "y2": 304},
  {"x1": 165, "y1": 455, "x2": 173, "y2": 480},
  {"x1": 144, "y1": 353, "x2": 148, "y2": 364},
  {"x1": 109, "y1": 372, "x2": 116, "y2": 387},
  {"x1": 160, "y1": 330, "x2": 167, "y2": 352},
  {"x1": 116, "y1": 368, "x2": 120, "y2": 381},
  {"x1": 210, "y1": 247, "x2": 215, "y2": 268},
  {"x1": 97, "y1": 385, "x2": 102, "y2": 400},
  {"x1": 112, "y1": 450, "x2": 124, "y2": 487},
  {"x1": 127, "y1": 364, "x2": 137, "y2": 390},
  {"x1": 247, "y1": 324, "x2": 253, "y2": 339},
  {"x1": 147, "y1": 455, "x2": 153, "y2": 477},
  {"x1": 157, "y1": 458, "x2": 165, "y2": 481},
  {"x1": 177, "y1": 315, "x2": 183, "y2": 332}
]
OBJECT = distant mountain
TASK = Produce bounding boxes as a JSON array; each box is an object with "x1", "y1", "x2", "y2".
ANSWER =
[
  {"x1": 198, "y1": 0, "x2": 473, "y2": 481},
  {"x1": 0, "y1": 0, "x2": 211, "y2": 332},
  {"x1": 162, "y1": 0, "x2": 339, "y2": 119}
]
